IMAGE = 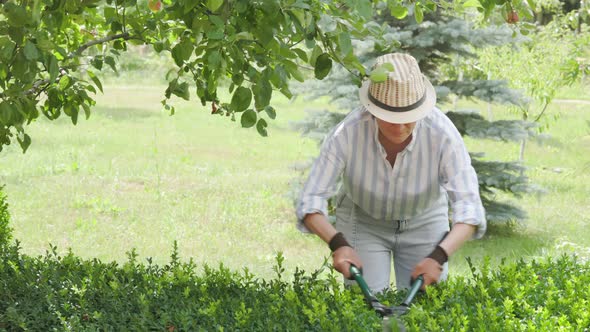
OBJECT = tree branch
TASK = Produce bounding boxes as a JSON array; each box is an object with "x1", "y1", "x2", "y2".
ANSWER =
[
  {"x1": 0, "y1": 33, "x2": 143, "y2": 100},
  {"x1": 533, "y1": 101, "x2": 550, "y2": 123},
  {"x1": 67, "y1": 32, "x2": 142, "y2": 59}
]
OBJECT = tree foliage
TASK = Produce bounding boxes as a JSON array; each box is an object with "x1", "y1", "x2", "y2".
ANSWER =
[
  {"x1": 0, "y1": 0, "x2": 532, "y2": 152},
  {"x1": 478, "y1": 19, "x2": 590, "y2": 128}
]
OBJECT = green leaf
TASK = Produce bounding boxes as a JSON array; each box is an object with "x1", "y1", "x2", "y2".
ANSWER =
[
  {"x1": 0, "y1": 37, "x2": 16, "y2": 61},
  {"x1": 206, "y1": 73, "x2": 217, "y2": 95},
  {"x1": 310, "y1": 46, "x2": 323, "y2": 66},
  {"x1": 235, "y1": 0, "x2": 248, "y2": 12},
  {"x1": 255, "y1": 24, "x2": 275, "y2": 46},
  {"x1": 0, "y1": 101, "x2": 13, "y2": 125},
  {"x1": 279, "y1": 46, "x2": 297, "y2": 59},
  {"x1": 48, "y1": 55, "x2": 59, "y2": 83},
  {"x1": 355, "y1": 0, "x2": 373, "y2": 19},
  {"x1": 68, "y1": 104, "x2": 78, "y2": 125},
  {"x1": 337, "y1": 32, "x2": 352, "y2": 58},
  {"x1": 234, "y1": 32, "x2": 254, "y2": 41},
  {"x1": 462, "y1": 0, "x2": 484, "y2": 7},
  {"x1": 284, "y1": 60, "x2": 304, "y2": 82},
  {"x1": 58, "y1": 76, "x2": 70, "y2": 90},
  {"x1": 231, "y1": 86, "x2": 252, "y2": 112},
  {"x1": 171, "y1": 81, "x2": 190, "y2": 101},
  {"x1": 91, "y1": 57, "x2": 103, "y2": 70},
  {"x1": 171, "y1": 38, "x2": 194, "y2": 66},
  {"x1": 317, "y1": 14, "x2": 337, "y2": 33},
  {"x1": 289, "y1": 8, "x2": 305, "y2": 26},
  {"x1": 253, "y1": 80, "x2": 272, "y2": 110},
  {"x1": 207, "y1": 50, "x2": 222, "y2": 69},
  {"x1": 153, "y1": 41, "x2": 165, "y2": 53},
  {"x1": 270, "y1": 65, "x2": 287, "y2": 89},
  {"x1": 292, "y1": 48, "x2": 308, "y2": 62},
  {"x1": 290, "y1": 0, "x2": 310, "y2": 9},
  {"x1": 314, "y1": 53, "x2": 332, "y2": 80},
  {"x1": 12, "y1": 53, "x2": 27, "y2": 78},
  {"x1": 264, "y1": 106, "x2": 276, "y2": 120},
  {"x1": 81, "y1": 102, "x2": 91, "y2": 120},
  {"x1": 381, "y1": 63, "x2": 395, "y2": 71},
  {"x1": 104, "y1": 56, "x2": 117, "y2": 73},
  {"x1": 87, "y1": 71, "x2": 103, "y2": 93},
  {"x1": 206, "y1": 28, "x2": 225, "y2": 40},
  {"x1": 104, "y1": 7, "x2": 117, "y2": 22},
  {"x1": 17, "y1": 133, "x2": 31, "y2": 153},
  {"x1": 414, "y1": 5, "x2": 424, "y2": 23},
  {"x1": 184, "y1": 1, "x2": 199, "y2": 14},
  {"x1": 280, "y1": 86, "x2": 293, "y2": 99},
  {"x1": 209, "y1": 15, "x2": 224, "y2": 27},
  {"x1": 256, "y1": 118, "x2": 268, "y2": 137},
  {"x1": 241, "y1": 109, "x2": 257, "y2": 128},
  {"x1": 390, "y1": 5, "x2": 409, "y2": 19},
  {"x1": 369, "y1": 67, "x2": 389, "y2": 83},
  {"x1": 4, "y1": 3, "x2": 30, "y2": 27},
  {"x1": 32, "y1": 32, "x2": 51, "y2": 50},
  {"x1": 526, "y1": 0, "x2": 536, "y2": 11},
  {"x1": 206, "y1": 0, "x2": 224, "y2": 12},
  {"x1": 85, "y1": 84, "x2": 97, "y2": 94},
  {"x1": 23, "y1": 41, "x2": 40, "y2": 60},
  {"x1": 232, "y1": 73, "x2": 244, "y2": 86}
]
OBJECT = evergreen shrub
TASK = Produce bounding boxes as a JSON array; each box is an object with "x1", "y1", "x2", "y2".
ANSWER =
[
  {"x1": 1, "y1": 242, "x2": 588, "y2": 331},
  {"x1": 0, "y1": 187, "x2": 12, "y2": 250},
  {"x1": 0, "y1": 187, "x2": 588, "y2": 331}
]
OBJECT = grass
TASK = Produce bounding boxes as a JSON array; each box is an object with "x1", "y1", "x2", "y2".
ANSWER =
[
  {"x1": 0, "y1": 85, "x2": 333, "y2": 278},
  {"x1": 1, "y1": 80, "x2": 589, "y2": 283}
]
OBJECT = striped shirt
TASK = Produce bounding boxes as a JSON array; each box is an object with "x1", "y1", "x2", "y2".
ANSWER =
[{"x1": 296, "y1": 107, "x2": 486, "y2": 239}]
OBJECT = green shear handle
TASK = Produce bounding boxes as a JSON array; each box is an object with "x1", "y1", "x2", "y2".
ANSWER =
[{"x1": 349, "y1": 264, "x2": 424, "y2": 317}]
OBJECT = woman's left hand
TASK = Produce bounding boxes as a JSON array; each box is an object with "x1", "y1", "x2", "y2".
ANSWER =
[{"x1": 411, "y1": 258, "x2": 443, "y2": 290}]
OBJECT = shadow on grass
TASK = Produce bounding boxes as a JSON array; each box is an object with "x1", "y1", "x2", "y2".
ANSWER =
[{"x1": 93, "y1": 106, "x2": 161, "y2": 121}]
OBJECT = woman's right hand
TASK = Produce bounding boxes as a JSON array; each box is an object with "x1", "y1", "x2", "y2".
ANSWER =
[{"x1": 332, "y1": 246, "x2": 363, "y2": 279}]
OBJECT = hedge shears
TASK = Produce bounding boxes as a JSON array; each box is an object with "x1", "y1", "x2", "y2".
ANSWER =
[{"x1": 350, "y1": 265, "x2": 423, "y2": 332}]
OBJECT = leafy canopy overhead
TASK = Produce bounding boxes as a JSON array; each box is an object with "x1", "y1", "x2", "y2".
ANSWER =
[{"x1": 0, "y1": 0, "x2": 526, "y2": 152}]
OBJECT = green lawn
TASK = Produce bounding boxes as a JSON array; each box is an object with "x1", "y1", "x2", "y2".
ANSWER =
[{"x1": 1, "y1": 82, "x2": 589, "y2": 282}]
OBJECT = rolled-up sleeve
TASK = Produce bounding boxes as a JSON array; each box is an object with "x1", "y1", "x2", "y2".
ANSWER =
[
  {"x1": 440, "y1": 141, "x2": 487, "y2": 239},
  {"x1": 296, "y1": 134, "x2": 346, "y2": 233}
]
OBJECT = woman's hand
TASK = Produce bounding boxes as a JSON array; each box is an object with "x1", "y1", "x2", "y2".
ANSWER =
[
  {"x1": 411, "y1": 258, "x2": 443, "y2": 289},
  {"x1": 332, "y1": 246, "x2": 363, "y2": 279}
]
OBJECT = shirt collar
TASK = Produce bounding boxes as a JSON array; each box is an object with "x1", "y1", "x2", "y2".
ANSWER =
[{"x1": 372, "y1": 117, "x2": 386, "y2": 156}]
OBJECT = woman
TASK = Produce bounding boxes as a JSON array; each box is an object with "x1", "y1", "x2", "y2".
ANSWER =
[{"x1": 296, "y1": 53, "x2": 486, "y2": 292}]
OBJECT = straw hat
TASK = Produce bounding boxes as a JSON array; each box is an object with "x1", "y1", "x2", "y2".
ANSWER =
[{"x1": 359, "y1": 53, "x2": 436, "y2": 124}]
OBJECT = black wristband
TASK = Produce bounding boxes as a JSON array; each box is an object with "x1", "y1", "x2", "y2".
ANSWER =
[
  {"x1": 328, "y1": 232, "x2": 351, "y2": 252},
  {"x1": 427, "y1": 245, "x2": 448, "y2": 265}
]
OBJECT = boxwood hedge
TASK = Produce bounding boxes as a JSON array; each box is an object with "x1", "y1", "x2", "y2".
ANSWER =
[{"x1": 1, "y1": 190, "x2": 589, "y2": 331}]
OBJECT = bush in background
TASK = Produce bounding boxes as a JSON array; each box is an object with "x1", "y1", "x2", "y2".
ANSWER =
[{"x1": 0, "y1": 186, "x2": 12, "y2": 250}]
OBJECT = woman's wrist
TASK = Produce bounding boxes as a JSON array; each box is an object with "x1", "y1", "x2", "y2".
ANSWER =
[
  {"x1": 427, "y1": 245, "x2": 448, "y2": 265},
  {"x1": 328, "y1": 232, "x2": 351, "y2": 252}
]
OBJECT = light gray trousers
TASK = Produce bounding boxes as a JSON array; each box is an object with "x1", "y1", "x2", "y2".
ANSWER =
[{"x1": 335, "y1": 195, "x2": 450, "y2": 292}]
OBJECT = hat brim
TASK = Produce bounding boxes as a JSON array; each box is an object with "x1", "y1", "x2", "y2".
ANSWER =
[{"x1": 359, "y1": 76, "x2": 436, "y2": 124}]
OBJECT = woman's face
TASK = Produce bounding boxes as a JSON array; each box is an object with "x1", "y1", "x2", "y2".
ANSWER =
[{"x1": 376, "y1": 118, "x2": 416, "y2": 145}]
